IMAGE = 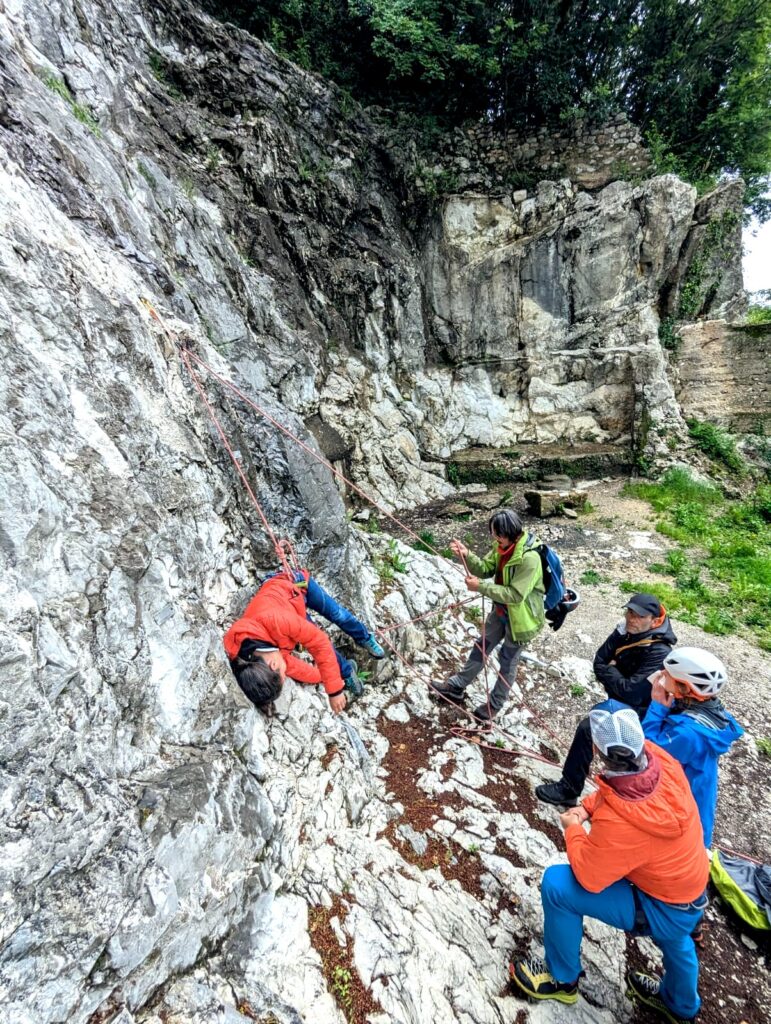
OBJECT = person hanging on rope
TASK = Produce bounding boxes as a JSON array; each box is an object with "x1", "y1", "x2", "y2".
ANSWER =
[
  {"x1": 510, "y1": 708, "x2": 709, "y2": 1024},
  {"x1": 430, "y1": 509, "x2": 545, "y2": 723},
  {"x1": 224, "y1": 569, "x2": 385, "y2": 713}
]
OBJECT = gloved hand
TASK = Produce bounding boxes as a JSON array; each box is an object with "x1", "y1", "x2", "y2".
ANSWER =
[{"x1": 546, "y1": 603, "x2": 569, "y2": 632}]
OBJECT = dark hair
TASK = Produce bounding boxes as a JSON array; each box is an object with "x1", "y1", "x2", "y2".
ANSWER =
[
  {"x1": 599, "y1": 745, "x2": 646, "y2": 774},
  {"x1": 234, "y1": 657, "x2": 283, "y2": 708},
  {"x1": 488, "y1": 508, "x2": 523, "y2": 543}
]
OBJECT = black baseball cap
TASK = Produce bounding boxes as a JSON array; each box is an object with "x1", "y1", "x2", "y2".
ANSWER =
[{"x1": 623, "y1": 593, "x2": 662, "y2": 616}]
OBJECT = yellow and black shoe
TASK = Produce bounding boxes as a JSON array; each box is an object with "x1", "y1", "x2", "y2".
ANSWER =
[
  {"x1": 509, "y1": 956, "x2": 579, "y2": 1004},
  {"x1": 626, "y1": 971, "x2": 695, "y2": 1024}
]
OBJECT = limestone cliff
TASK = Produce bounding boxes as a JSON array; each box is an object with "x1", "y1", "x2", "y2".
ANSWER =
[{"x1": 0, "y1": 2, "x2": 755, "y2": 1023}]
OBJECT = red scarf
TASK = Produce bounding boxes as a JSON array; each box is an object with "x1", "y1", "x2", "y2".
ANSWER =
[{"x1": 494, "y1": 540, "x2": 517, "y2": 615}]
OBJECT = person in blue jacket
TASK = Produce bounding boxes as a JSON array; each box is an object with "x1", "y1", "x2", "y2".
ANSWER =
[{"x1": 643, "y1": 647, "x2": 744, "y2": 849}]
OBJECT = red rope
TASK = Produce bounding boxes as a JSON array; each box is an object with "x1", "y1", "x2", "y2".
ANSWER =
[
  {"x1": 376, "y1": 596, "x2": 476, "y2": 633},
  {"x1": 178, "y1": 345, "x2": 569, "y2": 753},
  {"x1": 180, "y1": 350, "x2": 294, "y2": 581},
  {"x1": 184, "y1": 349, "x2": 467, "y2": 577},
  {"x1": 378, "y1": 629, "x2": 560, "y2": 768}
]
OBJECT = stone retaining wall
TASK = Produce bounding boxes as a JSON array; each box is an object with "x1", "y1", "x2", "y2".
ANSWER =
[{"x1": 427, "y1": 113, "x2": 651, "y2": 191}]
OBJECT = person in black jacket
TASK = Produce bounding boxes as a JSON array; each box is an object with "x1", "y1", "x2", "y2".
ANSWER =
[{"x1": 535, "y1": 593, "x2": 677, "y2": 807}]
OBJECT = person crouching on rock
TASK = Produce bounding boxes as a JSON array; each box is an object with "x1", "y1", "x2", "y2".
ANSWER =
[
  {"x1": 431, "y1": 509, "x2": 545, "y2": 723},
  {"x1": 535, "y1": 592, "x2": 676, "y2": 808},
  {"x1": 224, "y1": 568, "x2": 385, "y2": 714},
  {"x1": 510, "y1": 708, "x2": 709, "y2": 1024}
]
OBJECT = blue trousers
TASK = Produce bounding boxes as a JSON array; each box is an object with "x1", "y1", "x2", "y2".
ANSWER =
[
  {"x1": 296, "y1": 573, "x2": 369, "y2": 679},
  {"x1": 542, "y1": 864, "x2": 703, "y2": 1019}
]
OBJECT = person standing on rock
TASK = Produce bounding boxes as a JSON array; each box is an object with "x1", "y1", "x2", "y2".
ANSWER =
[
  {"x1": 643, "y1": 647, "x2": 744, "y2": 849},
  {"x1": 224, "y1": 569, "x2": 384, "y2": 713},
  {"x1": 430, "y1": 509, "x2": 545, "y2": 723},
  {"x1": 511, "y1": 708, "x2": 709, "y2": 1024},
  {"x1": 536, "y1": 593, "x2": 676, "y2": 807}
]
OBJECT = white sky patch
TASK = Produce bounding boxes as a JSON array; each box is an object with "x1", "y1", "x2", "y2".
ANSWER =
[{"x1": 743, "y1": 213, "x2": 771, "y2": 295}]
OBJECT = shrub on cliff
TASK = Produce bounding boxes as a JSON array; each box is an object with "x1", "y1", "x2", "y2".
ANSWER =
[{"x1": 209, "y1": 0, "x2": 771, "y2": 218}]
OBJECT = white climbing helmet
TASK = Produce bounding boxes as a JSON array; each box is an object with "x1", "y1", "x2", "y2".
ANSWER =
[{"x1": 663, "y1": 647, "x2": 728, "y2": 699}]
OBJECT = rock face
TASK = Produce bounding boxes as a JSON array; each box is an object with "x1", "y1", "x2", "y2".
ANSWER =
[
  {"x1": 675, "y1": 319, "x2": 771, "y2": 431},
  {"x1": 0, "y1": 2, "x2": 753, "y2": 1023}
]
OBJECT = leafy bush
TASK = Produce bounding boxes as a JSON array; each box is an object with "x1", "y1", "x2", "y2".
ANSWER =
[
  {"x1": 208, "y1": 0, "x2": 771, "y2": 220},
  {"x1": 745, "y1": 306, "x2": 771, "y2": 325},
  {"x1": 687, "y1": 419, "x2": 745, "y2": 474}
]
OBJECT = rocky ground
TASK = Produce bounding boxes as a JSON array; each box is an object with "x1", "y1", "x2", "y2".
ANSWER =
[
  {"x1": 365, "y1": 475, "x2": 770, "y2": 1024},
  {"x1": 135, "y1": 476, "x2": 769, "y2": 1024}
]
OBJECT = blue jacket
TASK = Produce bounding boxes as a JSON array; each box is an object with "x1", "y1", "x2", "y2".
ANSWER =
[{"x1": 642, "y1": 699, "x2": 744, "y2": 847}]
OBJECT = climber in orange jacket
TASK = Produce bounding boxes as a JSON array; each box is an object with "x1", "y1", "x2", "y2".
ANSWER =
[
  {"x1": 224, "y1": 569, "x2": 384, "y2": 714},
  {"x1": 511, "y1": 707, "x2": 709, "y2": 1024}
]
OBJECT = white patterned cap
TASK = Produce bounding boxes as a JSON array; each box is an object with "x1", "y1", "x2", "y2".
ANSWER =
[{"x1": 589, "y1": 707, "x2": 645, "y2": 758}]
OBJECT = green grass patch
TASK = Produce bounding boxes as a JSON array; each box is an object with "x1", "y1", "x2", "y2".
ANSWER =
[
  {"x1": 580, "y1": 569, "x2": 607, "y2": 585},
  {"x1": 756, "y1": 737, "x2": 771, "y2": 758},
  {"x1": 620, "y1": 470, "x2": 771, "y2": 645},
  {"x1": 412, "y1": 529, "x2": 452, "y2": 558},
  {"x1": 687, "y1": 419, "x2": 745, "y2": 475},
  {"x1": 42, "y1": 73, "x2": 100, "y2": 136}
]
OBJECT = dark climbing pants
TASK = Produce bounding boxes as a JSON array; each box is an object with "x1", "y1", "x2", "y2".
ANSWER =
[
  {"x1": 447, "y1": 609, "x2": 524, "y2": 713},
  {"x1": 561, "y1": 698, "x2": 645, "y2": 796}
]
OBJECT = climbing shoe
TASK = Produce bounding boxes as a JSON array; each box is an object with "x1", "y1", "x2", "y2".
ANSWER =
[
  {"x1": 626, "y1": 971, "x2": 695, "y2": 1024},
  {"x1": 509, "y1": 956, "x2": 579, "y2": 1004},
  {"x1": 428, "y1": 680, "x2": 466, "y2": 706},
  {"x1": 361, "y1": 632, "x2": 385, "y2": 659},
  {"x1": 472, "y1": 704, "x2": 497, "y2": 724},
  {"x1": 343, "y1": 659, "x2": 364, "y2": 702},
  {"x1": 535, "y1": 780, "x2": 579, "y2": 808}
]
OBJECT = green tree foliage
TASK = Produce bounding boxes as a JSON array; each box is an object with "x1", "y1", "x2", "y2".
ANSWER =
[{"x1": 210, "y1": 1, "x2": 771, "y2": 216}]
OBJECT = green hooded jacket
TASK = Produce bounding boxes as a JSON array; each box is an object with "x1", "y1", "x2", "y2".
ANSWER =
[{"x1": 465, "y1": 533, "x2": 546, "y2": 643}]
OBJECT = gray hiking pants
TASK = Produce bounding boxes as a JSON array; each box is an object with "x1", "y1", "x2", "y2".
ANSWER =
[{"x1": 447, "y1": 608, "x2": 524, "y2": 712}]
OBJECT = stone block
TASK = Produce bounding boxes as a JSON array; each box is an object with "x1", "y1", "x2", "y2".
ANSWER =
[{"x1": 523, "y1": 488, "x2": 589, "y2": 517}]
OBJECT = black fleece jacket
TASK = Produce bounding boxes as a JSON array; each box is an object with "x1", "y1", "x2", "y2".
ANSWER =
[{"x1": 593, "y1": 618, "x2": 677, "y2": 710}]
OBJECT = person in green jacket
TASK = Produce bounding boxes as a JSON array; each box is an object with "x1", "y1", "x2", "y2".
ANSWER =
[{"x1": 432, "y1": 509, "x2": 545, "y2": 722}]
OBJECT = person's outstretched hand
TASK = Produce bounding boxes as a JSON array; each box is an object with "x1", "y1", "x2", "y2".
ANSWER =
[
  {"x1": 465, "y1": 575, "x2": 480, "y2": 592},
  {"x1": 329, "y1": 693, "x2": 347, "y2": 714},
  {"x1": 449, "y1": 538, "x2": 469, "y2": 559}
]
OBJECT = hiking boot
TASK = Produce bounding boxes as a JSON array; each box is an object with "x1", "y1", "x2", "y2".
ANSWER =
[
  {"x1": 343, "y1": 659, "x2": 364, "y2": 701},
  {"x1": 472, "y1": 704, "x2": 497, "y2": 724},
  {"x1": 361, "y1": 632, "x2": 385, "y2": 659},
  {"x1": 429, "y1": 680, "x2": 466, "y2": 706},
  {"x1": 626, "y1": 972, "x2": 694, "y2": 1024},
  {"x1": 509, "y1": 956, "x2": 579, "y2": 1004},
  {"x1": 535, "y1": 780, "x2": 579, "y2": 808}
]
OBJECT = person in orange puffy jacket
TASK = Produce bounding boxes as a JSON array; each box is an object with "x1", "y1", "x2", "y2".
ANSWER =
[
  {"x1": 510, "y1": 708, "x2": 709, "y2": 1024},
  {"x1": 224, "y1": 569, "x2": 384, "y2": 714}
]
